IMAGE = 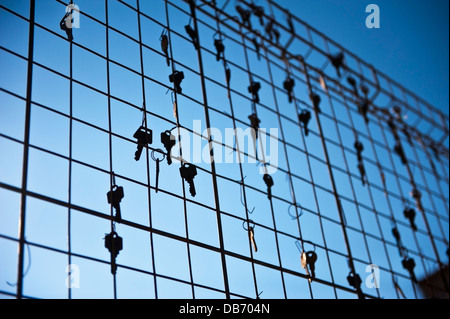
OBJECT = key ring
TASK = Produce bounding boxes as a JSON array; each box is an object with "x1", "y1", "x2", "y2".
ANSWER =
[
  {"x1": 288, "y1": 202, "x2": 303, "y2": 220},
  {"x1": 151, "y1": 149, "x2": 166, "y2": 162},
  {"x1": 242, "y1": 219, "x2": 255, "y2": 231}
]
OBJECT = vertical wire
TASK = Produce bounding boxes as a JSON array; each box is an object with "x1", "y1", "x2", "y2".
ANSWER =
[
  {"x1": 67, "y1": 0, "x2": 74, "y2": 300},
  {"x1": 373, "y1": 113, "x2": 420, "y2": 298},
  {"x1": 104, "y1": 0, "x2": 118, "y2": 299},
  {"x1": 262, "y1": 47, "x2": 315, "y2": 299},
  {"x1": 164, "y1": 0, "x2": 195, "y2": 298},
  {"x1": 17, "y1": 0, "x2": 36, "y2": 300},
  {"x1": 136, "y1": 0, "x2": 158, "y2": 299}
]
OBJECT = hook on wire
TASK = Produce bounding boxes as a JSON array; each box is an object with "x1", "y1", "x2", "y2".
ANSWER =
[
  {"x1": 237, "y1": 177, "x2": 255, "y2": 215},
  {"x1": 288, "y1": 202, "x2": 304, "y2": 220}
]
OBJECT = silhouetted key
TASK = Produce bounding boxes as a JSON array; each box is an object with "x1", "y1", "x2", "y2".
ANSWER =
[
  {"x1": 404, "y1": 207, "x2": 417, "y2": 231},
  {"x1": 354, "y1": 140, "x2": 364, "y2": 162},
  {"x1": 359, "y1": 99, "x2": 370, "y2": 123},
  {"x1": 180, "y1": 163, "x2": 197, "y2": 197},
  {"x1": 236, "y1": 5, "x2": 252, "y2": 29},
  {"x1": 252, "y1": 4, "x2": 265, "y2": 26},
  {"x1": 402, "y1": 257, "x2": 417, "y2": 283},
  {"x1": 309, "y1": 92, "x2": 322, "y2": 113},
  {"x1": 105, "y1": 231, "x2": 123, "y2": 275},
  {"x1": 394, "y1": 142, "x2": 407, "y2": 165},
  {"x1": 214, "y1": 39, "x2": 225, "y2": 61},
  {"x1": 248, "y1": 81, "x2": 261, "y2": 104},
  {"x1": 263, "y1": 173, "x2": 274, "y2": 200},
  {"x1": 107, "y1": 185, "x2": 124, "y2": 222},
  {"x1": 330, "y1": 52, "x2": 345, "y2": 77},
  {"x1": 283, "y1": 77, "x2": 295, "y2": 103},
  {"x1": 357, "y1": 163, "x2": 366, "y2": 186},
  {"x1": 347, "y1": 272, "x2": 362, "y2": 290},
  {"x1": 298, "y1": 109, "x2": 311, "y2": 136},
  {"x1": 347, "y1": 76, "x2": 359, "y2": 97},
  {"x1": 133, "y1": 126, "x2": 153, "y2": 161},
  {"x1": 169, "y1": 71, "x2": 185, "y2": 94},
  {"x1": 60, "y1": 12, "x2": 73, "y2": 42},
  {"x1": 306, "y1": 251, "x2": 317, "y2": 280},
  {"x1": 249, "y1": 225, "x2": 258, "y2": 252},
  {"x1": 161, "y1": 130, "x2": 176, "y2": 165},
  {"x1": 392, "y1": 227, "x2": 404, "y2": 257},
  {"x1": 251, "y1": 37, "x2": 261, "y2": 60},
  {"x1": 185, "y1": 25, "x2": 199, "y2": 50},
  {"x1": 248, "y1": 113, "x2": 261, "y2": 141},
  {"x1": 160, "y1": 34, "x2": 170, "y2": 66}
]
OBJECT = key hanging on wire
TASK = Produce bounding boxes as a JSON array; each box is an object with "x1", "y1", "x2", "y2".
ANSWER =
[
  {"x1": 160, "y1": 30, "x2": 170, "y2": 66},
  {"x1": 104, "y1": 231, "x2": 123, "y2": 275},
  {"x1": 330, "y1": 52, "x2": 345, "y2": 77},
  {"x1": 410, "y1": 188, "x2": 424, "y2": 212},
  {"x1": 394, "y1": 142, "x2": 407, "y2": 165},
  {"x1": 309, "y1": 92, "x2": 322, "y2": 114},
  {"x1": 185, "y1": 24, "x2": 199, "y2": 50},
  {"x1": 243, "y1": 220, "x2": 258, "y2": 253},
  {"x1": 252, "y1": 36, "x2": 261, "y2": 60},
  {"x1": 283, "y1": 77, "x2": 295, "y2": 103},
  {"x1": 107, "y1": 184, "x2": 124, "y2": 222},
  {"x1": 236, "y1": 5, "x2": 252, "y2": 29},
  {"x1": 298, "y1": 109, "x2": 311, "y2": 136},
  {"x1": 403, "y1": 207, "x2": 418, "y2": 231},
  {"x1": 169, "y1": 71, "x2": 185, "y2": 94},
  {"x1": 347, "y1": 76, "x2": 359, "y2": 97},
  {"x1": 161, "y1": 130, "x2": 176, "y2": 165},
  {"x1": 214, "y1": 38, "x2": 225, "y2": 61},
  {"x1": 133, "y1": 126, "x2": 153, "y2": 161},
  {"x1": 251, "y1": 3, "x2": 265, "y2": 26},
  {"x1": 263, "y1": 173, "x2": 274, "y2": 200},
  {"x1": 402, "y1": 257, "x2": 417, "y2": 283},
  {"x1": 392, "y1": 226, "x2": 405, "y2": 257},
  {"x1": 151, "y1": 150, "x2": 166, "y2": 193},
  {"x1": 180, "y1": 163, "x2": 197, "y2": 197},
  {"x1": 248, "y1": 81, "x2": 261, "y2": 104}
]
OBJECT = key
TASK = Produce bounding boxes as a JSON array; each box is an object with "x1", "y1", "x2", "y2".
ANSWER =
[
  {"x1": 248, "y1": 81, "x2": 261, "y2": 104},
  {"x1": 160, "y1": 34, "x2": 170, "y2": 66},
  {"x1": 151, "y1": 150, "x2": 165, "y2": 193},
  {"x1": 357, "y1": 163, "x2": 366, "y2": 186},
  {"x1": 306, "y1": 251, "x2": 317, "y2": 280},
  {"x1": 392, "y1": 227, "x2": 405, "y2": 257},
  {"x1": 248, "y1": 113, "x2": 261, "y2": 143},
  {"x1": 169, "y1": 71, "x2": 185, "y2": 94},
  {"x1": 402, "y1": 257, "x2": 417, "y2": 283},
  {"x1": 161, "y1": 130, "x2": 176, "y2": 165},
  {"x1": 214, "y1": 39, "x2": 225, "y2": 61},
  {"x1": 107, "y1": 185, "x2": 124, "y2": 222},
  {"x1": 359, "y1": 99, "x2": 370, "y2": 123},
  {"x1": 360, "y1": 84, "x2": 369, "y2": 98},
  {"x1": 330, "y1": 52, "x2": 345, "y2": 77},
  {"x1": 309, "y1": 92, "x2": 322, "y2": 113},
  {"x1": 251, "y1": 37, "x2": 261, "y2": 60},
  {"x1": 347, "y1": 76, "x2": 359, "y2": 97},
  {"x1": 60, "y1": 12, "x2": 74, "y2": 42},
  {"x1": 265, "y1": 20, "x2": 274, "y2": 41},
  {"x1": 180, "y1": 163, "x2": 197, "y2": 197},
  {"x1": 301, "y1": 251, "x2": 310, "y2": 277},
  {"x1": 354, "y1": 140, "x2": 364, "y2": 162},
  {"x1": 263, "y1": 173, "x2": 274, "y2": 200},
  {"x1": 403, "y1": 207, "x2": 417, "y2": 231},
  {"x1": 133, "y1": 126, "x2": 153, "y2": 161},
  {"x1": 249, "y1": 226, "x2": 258, "y2": 252},
  {"x1": 298, "y1": 109, "x2": 311, "y2": 136},
  {"x1": 347, "y1": 272, "x2": 362, "y2": 290},
  {"x1": 283, "y1": 77, "x2": 295, "y2": 103},
  {"x1": 394, "y1": 143, "x2": 407, "y2": 165},
  {"x1": 253, "y1": 5, "x2": 265, "y2": 26},
  {"x1": 185, "y1": 25, "x2": 199, "y2": 50},
  {"x1": 104, "y1": 231, "x2": 123, "y2": 275},
  {"x1": 411, "y1": 188, "x2": 424, "y2": 212},
  {"x1": 236, "y1": 5, "x2": 252, "y2": 29}
]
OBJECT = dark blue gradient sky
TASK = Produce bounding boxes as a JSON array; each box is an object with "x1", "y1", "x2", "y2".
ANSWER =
[{"x1": 284, "y1": 0, "x2": 449, "y2": 114}]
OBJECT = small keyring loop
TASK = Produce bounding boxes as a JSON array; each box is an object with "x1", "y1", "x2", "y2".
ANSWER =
[
  {"x1": 151, "y1": 149, "x2": 166, "y2": 162},
  {"x1": 288, "y1": 202, "x2": 303, "y2": 220},
  {"x1": 242, "y1": 219, "x2": 255, "y2": 231}
]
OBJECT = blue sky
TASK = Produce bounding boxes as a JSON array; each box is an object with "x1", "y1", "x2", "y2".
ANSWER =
[
  {"x1": 0, "y1": 0, "x2": 448, "y2": 300},
  {"x1": 284, "y1": 0, "x2": 449, "y2": 115}
]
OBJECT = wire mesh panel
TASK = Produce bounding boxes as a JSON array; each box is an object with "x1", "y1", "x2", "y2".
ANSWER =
[{"x1": 0, "y1": 0, "x2": 448, "y2": 300}]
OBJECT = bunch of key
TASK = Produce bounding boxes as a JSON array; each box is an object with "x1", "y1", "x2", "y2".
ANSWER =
[
  {"x1": 104, "y1": 231, "x2": 123, "y2": 275},
  {"x1": 301, "y1": 250, "x2": 317, "y2": 282},
  {"x1": 107, "y1": 184, "x2": 124, "y2": 222},
  {"x1": 180, "y1": 163, "x2": 197, "y2": 197},
  {"x1": 133, "y1": 126, "x2": 153, "y2": 161}
]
